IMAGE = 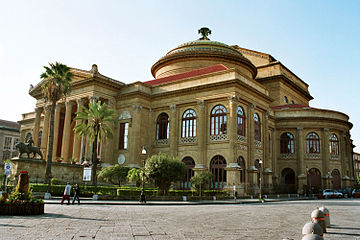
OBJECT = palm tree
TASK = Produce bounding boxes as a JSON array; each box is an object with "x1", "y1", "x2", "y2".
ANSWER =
[
  {"x1": 40, "y1": 62, "x2": 73, "y2": 193},
  {"x1": 74, "y1": 100, "x2": 116, "y2": 193}
]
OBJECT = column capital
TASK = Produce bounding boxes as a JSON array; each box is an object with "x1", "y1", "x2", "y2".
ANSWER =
[
  {"x1": 323, "y1": 128, "x2": 329, "y2": 132},
  {"x1": 297, "y1": 127, "x2": 303, "y2": 131},
  {"x1": 227, "y1": 95, "x2": 238, "y2": 103},
  {"x1": 265, "y1": 111, "x2": 269, "y2": 119},
  {"x1": 55, "y1": 104, "x2": 62, "y2": 111},
  {"x1": 132, "y1": 105, "x2": 142, "y2": 113},
  {"x1": 197, "y1": 100, "x2": 205, "y2": 108},
  {"x1": 76, "y1": 98, "x2": 85, "y2": 106},
  {"x1": 169, "y1": 104, "x2": 176, "y2": 113},
  {"x1": 65, "y1": 100, "x2": 75, "y2": 108},
  {"x1": 35, "y1": 107, "x2": 43, "y2": 115},
  {"x1": 44, "y1": 105, "x2": 51, "y2": 113},
  {"x1": 107, "y1": 99, "x2": 115, "y2": 108},
  {"x1": 89, "y1": 95, "x2": 99, "y2": 103},
  {"x1": 250, "y1": 103, "x2": 256, "y2": 110}
]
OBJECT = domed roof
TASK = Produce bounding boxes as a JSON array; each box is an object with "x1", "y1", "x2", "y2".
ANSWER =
[{"x1": 151, "y1": 28, "x2": 257, "y2": 78}]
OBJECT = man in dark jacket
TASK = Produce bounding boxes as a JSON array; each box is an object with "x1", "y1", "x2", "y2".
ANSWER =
[{"x1": 72, "y1": 183, "x2": 81, "y2": 205}]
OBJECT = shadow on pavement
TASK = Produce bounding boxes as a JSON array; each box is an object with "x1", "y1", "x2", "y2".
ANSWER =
[
  {"x1": 0, "y1": 223, "x2": 27, "y2": 228},
  {"x1": 1, "y1": 213, "x2": 108, "y2": 222}
]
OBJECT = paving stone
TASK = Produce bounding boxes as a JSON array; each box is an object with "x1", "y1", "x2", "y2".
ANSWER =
[{"x1": 1, "y1": 199, "x2": 360, "y2": 239}]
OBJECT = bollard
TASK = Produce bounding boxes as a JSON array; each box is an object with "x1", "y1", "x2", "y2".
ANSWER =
[
  {"x1": 302, "y1": 222, "x2": 323, "y2": 239},
  {"x1": 277, "y1": 194, "x2": 280, "y2": 198},
  {"x1": 319, "y1": 206, "x2": 330, "y2": 228},
  {"x1": 311, "y1": 209, "x2": 326, "y2": 233},
  {"x1": 302, "y1": 233, "x2": 323, "y2": 240},
  {"x1": 250, "y1": 195, "x2": 253, "y2": 199}
]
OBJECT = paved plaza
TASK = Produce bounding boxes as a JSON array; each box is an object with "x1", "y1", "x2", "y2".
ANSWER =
[{"x1": 1, "y1": 199, "x2": 359, "y2": 239}]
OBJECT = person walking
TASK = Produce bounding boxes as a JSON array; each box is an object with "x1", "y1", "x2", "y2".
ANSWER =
[
  {"x1": 61, "y1": 182, "x2": 71, "y2": 205},
  {"x1": 72, "y1": 183, "x2": 81, "y2": 205}
]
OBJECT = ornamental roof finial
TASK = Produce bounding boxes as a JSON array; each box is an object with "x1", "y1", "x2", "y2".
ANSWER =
[{"x1": 198, "y1": 27, "x2": 211, "y2": 40}]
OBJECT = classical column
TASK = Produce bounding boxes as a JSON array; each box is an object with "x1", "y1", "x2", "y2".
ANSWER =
[
  {"x1": 296, "y1": 127, "x2": 306, "y2": 193},
  {"x1": 227, "y1": 96, "x2": 237, "y2": 163},
  {"x1": 196, "y1": 100, "x2": 207, "y2": 170},
  {"x1": 61, "y1": 101, "x2": 74, "y2": 162},
  {"x1": 103, "y1": 99, "x2": 116, "y2": 164},
  {"x1": 340, "y1": 132, "x2": 346, "y2": 177},
  {"x1": 72, "y1": 98, "x2": 84, "y2": 162},
  {"x1": 52, "y1": 104, "x2": 62, "y2": 161},
  {"x1": 296, "y1": 127, "x2": 305, "y2": 175},
  {"x1": 169, "y1": 104, "x2": 178, "y2": 156},
  {"x1": 33, "y1": 107, "x2": 42, "y2": 146},
  {"x1": 131, "y1": 105, "x2": 143, "y2": 166},
  {"x1": 263, "y1": 111, "x2": 269, "y2": 168},
  {"x1": 248, "y1": 104, "x2": 256, "y2": 166},
  {"x1": 41, "y1": 105, "x2": 50, "y2": 158},
  {"x1": 322, "y1": 128, "x2": 330, "y2": 180}
]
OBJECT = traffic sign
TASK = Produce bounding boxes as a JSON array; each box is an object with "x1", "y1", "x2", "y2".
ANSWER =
[{"x1": 4, "y1": 163, "x2": 12, "y2": 175}]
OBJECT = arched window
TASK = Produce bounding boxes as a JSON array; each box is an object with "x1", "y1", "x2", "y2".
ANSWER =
[
  {"x1": 25, "y1": 132, "x2": 32, "y2": 141},
  {"x1": 210, "y1": 155, "x2": 227, "y2": 189},
  {"x1": 329, "y1": 134, "x2": 339, "y2": 155},
  {"x1": 306, "y1": 132, "x2": 320, "y2": 153},
  {"x1": 283, "y1": 96, "x2": 288, "y2": 103},
  {"x1": 210, "y1": 105, "x2": 227, "y2": 135},
  {"x1": 254, "y1": 113, "x2": 261, "y2": 141},
  {"x1": 237, "y1": 106, "x2": 245, "y2": 136},
  {"x1": 181, "y1": 109, "x2": 197, "y2": 138},
  {"x1": 156, "y1": 113, "x2": 169, "y2": 140},
  {"x1": 237, "y1": 156, "x2": 246, "y2": 183},
  {"x1": 280, "y1": 132, "x2": 294, "y2": 154},
  {"x1": 181, "y1": 157, "x2": 195, "y2": 190},
  {"x1": 38, "y1": 131, "x2": 42, "y2": 147}
]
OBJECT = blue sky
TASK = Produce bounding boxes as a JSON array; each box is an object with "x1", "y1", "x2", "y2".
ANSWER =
[{"x1": 0, "y1": 0, "x2": 359, "y2": 151}]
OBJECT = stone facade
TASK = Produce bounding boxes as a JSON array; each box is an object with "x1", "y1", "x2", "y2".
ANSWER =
[
  {"x1": 0, "y1": 119, "x2": 20, "y2": 164},
  {"x1": 16, "y1": 30, "x2": 355, "y2": 195}
]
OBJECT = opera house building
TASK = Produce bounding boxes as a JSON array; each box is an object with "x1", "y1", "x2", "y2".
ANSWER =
[{"x1": 16, "y1": 28, "x2": 355, "y2": 195}]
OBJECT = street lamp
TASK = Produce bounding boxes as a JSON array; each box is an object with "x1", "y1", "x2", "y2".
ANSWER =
[
  {"x1": 139, "y1": 146, "x2": 147, "y2": 203},
  {"x1": 259, "y1": 159, "x2": 263, "y2": 201},
  {"x1": 306, "y1": 166, "x2": 311, "y2": 194}
]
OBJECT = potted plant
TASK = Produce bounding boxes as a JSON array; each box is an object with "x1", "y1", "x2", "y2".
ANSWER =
[
  {"x1": 55, "y1": 157, "x2": 63, "y2": 163},
  {"x1": 70, "y1": 158, "x2": 77, "y2": 165}
]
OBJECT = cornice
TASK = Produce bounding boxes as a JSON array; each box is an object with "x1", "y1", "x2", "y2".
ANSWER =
[
  {"x1": 257, "y1": 75, "x2": 313, "y2": 101},
  {"x1": 151, "y1": 51, "x2": 257, "y2": 79}
]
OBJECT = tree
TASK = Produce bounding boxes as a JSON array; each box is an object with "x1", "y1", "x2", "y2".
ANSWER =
[
  {"x1": 357, "y1": 173, "x2": 360, "y2": 186},
  {"x1": 190, "y1": 171, "x2": 213, "y2": 196},
  {"x1": 127, "y1": 168, "x2": 142, "y2": 187},
  {"x1": 145, "y1": 152, "x2": 186, "y2": 195},
  {"x1": 98, "y1": 164, "x2": 131, "y2": 187},
  {"x1": 40, "y1": 62, "x2": 73, "y2": 193},
  {"x1": 74, "y1": 100, "x2": 116, "y2": 192}
]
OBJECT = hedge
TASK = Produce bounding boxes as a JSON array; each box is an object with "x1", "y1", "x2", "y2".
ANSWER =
[{"x1": 28, "y1": 184, "x2": 227, "y2": 197}]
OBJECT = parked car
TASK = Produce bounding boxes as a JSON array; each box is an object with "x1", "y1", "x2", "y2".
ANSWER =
[
  {"x1": 322, "y1": 189, "x2": 343, "y2": 199},
  {"x1": 352, "y1": 189, "x2": 360, "y2": 198},
  {"x1": 337, "y1": 188, "x2": 352, "y2": 198}
]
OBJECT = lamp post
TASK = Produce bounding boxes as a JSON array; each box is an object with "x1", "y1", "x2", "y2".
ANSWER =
[
  {"x1": 139, "y1": 146, "x2": 147, "y2": 203},
  {"x1": 306, "y1": 166, "x2": 311, "y2": 194},
  {"x1": 259, "y1": 159, "x2": 263, "y2": 201}
]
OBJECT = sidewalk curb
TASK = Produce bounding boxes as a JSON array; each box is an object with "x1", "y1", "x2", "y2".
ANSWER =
[{"x1": 44, "y1": 197, "x2": 317, "y2": 206}]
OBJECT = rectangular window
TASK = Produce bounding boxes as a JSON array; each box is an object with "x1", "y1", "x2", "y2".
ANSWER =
[
  {"x1": 119, "y1": 122, "x2": 129, "y2": 150},
  {"x1": 3, "y1": 151, "x2": 10, "y2": 160},
  {"x1": 4, "y1": 137, "x2": 12, "y2": 150}
]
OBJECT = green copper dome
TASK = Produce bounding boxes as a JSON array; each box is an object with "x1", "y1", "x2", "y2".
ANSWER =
[{"x1": 151, "y1": 28, "x2": 257, "y2": 79}]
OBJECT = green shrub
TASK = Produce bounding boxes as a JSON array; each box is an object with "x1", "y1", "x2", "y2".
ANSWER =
[{"x1": 51, "y1": 178, "x2": 61, "y2": 185}]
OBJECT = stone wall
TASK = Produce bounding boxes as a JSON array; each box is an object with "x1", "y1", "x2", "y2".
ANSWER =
[{"x1": 10, "y1": 158, "x2": 83, "y2": 183}]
